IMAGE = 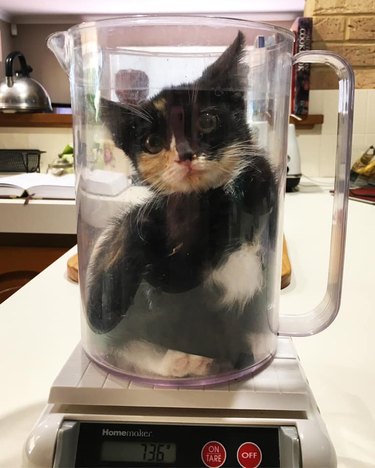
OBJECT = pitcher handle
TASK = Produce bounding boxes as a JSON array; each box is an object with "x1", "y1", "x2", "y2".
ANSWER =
[{"x1": 279, "y1": 50, "x2": 354, "y2": 336}]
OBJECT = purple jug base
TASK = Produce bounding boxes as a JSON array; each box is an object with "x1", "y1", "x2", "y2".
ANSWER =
[{"x1": 83, "y1": 347, "x2": 276, "y2": 389}]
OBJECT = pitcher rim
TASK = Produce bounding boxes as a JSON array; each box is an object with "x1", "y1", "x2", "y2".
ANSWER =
[{"x1": 57, "y1": 14, "x2": 295, "y2": 42}]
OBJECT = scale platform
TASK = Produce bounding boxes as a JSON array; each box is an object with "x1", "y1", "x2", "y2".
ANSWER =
[{"x1": 24, "y1": 337, "x2": 336, "y2": 468}]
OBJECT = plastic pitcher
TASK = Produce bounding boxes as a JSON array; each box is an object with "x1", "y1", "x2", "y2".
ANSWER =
[{"x1": 48, "y1": 16, "x2": 354, "y2": 386}]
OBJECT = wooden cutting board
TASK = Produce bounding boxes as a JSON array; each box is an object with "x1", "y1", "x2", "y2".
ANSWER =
[
  {"x1": 281, "y1": 236, "x2": 292, "y2": 289},
  {"x1": 67, "y1": 253, "x2": 79, "y2": 283},
  {"x1": 67, "y1": 237, "x2": 292, "y2": 289}
]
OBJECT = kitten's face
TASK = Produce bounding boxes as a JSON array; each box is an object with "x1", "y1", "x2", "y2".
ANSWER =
[
  {"x1": 101, "y1": 32, "x2": 250, "y2": 195},
  {"x1": 127, "y1": 89, "x2": 249, "y2": 194}
]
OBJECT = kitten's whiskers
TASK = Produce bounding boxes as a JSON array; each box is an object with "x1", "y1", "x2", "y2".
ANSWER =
[{"x1": 121, "y1": 102, "x2": 153, "y2": 123}]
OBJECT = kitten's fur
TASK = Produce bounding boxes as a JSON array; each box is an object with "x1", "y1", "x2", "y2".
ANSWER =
[{"x1": 85, "y1": 32, "x2": 278, "y2": 379}]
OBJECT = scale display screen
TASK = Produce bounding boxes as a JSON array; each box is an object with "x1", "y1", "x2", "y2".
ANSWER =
[
  {"x1": 73, "y1": 422, "x2": 284, "y2": 467},
  {"x1": 101, "y1": 441, "x2": 176, "y2": 463}
]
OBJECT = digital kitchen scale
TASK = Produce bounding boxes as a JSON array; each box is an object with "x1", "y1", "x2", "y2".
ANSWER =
[{"x1": 24, "y1": 337, "x2": 336, "y2": 468}]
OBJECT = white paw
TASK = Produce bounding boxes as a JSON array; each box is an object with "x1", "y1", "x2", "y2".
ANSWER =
[
  {"x1": 160, "y1": 349, "x2": 213, "y2": 377},
  {"x1": 112, "y1": 341, "x2": 213, "y2": 378}
]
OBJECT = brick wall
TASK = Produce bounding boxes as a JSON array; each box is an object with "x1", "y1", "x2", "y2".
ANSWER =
[{"x1": 305, "y1": 0, "x2": 375, "y2": 88}]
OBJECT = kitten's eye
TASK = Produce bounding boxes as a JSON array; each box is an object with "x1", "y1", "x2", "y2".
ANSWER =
[
  {"x1": 197, "y1": 112, "x2": 217, "y2": 134},
  {"x1": 144, "y1": 134, "x2": 164, "y2": 154}
]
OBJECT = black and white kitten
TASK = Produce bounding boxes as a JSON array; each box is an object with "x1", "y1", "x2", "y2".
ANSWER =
[{"x1": 84, "y1": 32, "x2": 278, "y2": 379}]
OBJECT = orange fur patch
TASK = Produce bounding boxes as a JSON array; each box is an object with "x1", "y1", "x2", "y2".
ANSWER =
[{"x1": 138, "y1": 149, "x2": 173, "y2": 189}]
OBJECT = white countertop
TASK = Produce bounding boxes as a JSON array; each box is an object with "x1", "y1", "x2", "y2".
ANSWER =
[
  {"x1": 0, "y1": 180, "x2": 374, "y2": 468},
  {"x1": 0, "y1": 198, "x2": 76, "y2": 234}
]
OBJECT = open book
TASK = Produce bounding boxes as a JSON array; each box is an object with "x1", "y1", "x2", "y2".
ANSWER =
[{"x1": 0, "y1": 173, "x2": 75, "y2": 199}]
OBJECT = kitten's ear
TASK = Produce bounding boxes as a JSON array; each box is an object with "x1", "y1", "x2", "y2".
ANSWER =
[
  {"x1": 99, "y1": 98, "x2": 129, "y2": 148},
  {"x1": 199, "y1": 31, "x2": 247, "y2": 90}
]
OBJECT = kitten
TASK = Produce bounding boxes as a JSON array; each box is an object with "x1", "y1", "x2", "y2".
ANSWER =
[{"x1": 84, "y1": 32, "x2": 278, "y2": 379}]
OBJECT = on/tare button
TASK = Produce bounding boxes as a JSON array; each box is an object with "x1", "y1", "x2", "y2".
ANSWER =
[
  {"x1": 201, "y1": 441, "x2": 227, "y2": 468},
  {"x1": 237, "y1": 442, "x2": 262, "y2": 468}
]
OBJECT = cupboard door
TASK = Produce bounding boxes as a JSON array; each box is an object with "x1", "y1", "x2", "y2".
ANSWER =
[
  {"x1": 0, "y1": 245, "x2": 69, "y2": 303},
  {"x1": 0, "y1": 270, "x2": 37, "y2": 303}
]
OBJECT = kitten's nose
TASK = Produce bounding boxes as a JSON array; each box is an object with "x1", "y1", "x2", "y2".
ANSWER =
[
  {"x1": 169, "y1": 106, "x2": 195, "y2": 162},
  {"x1": 177, "y1": 142, "x2": 194, "y2": 162}
]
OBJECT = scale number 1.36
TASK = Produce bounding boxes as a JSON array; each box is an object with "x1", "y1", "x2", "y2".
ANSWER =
[
  {"x1": 101, "y1": 440, "x2": 176, "y2": 464},
  {"x1": 141, "y1": 442, "x2": 176, "y2": 463}
]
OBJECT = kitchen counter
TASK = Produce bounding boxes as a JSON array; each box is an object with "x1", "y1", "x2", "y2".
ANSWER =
[
  {"x1": 0, "y1": 198, "x2": 76, "y2": 234},
  {"x1": 0, "y1": 180, "x2": 374, "y2": 468}
]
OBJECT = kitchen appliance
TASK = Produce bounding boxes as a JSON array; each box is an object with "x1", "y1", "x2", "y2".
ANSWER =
[
  {"x1": 286, "y1": 124, "x2": 302, "y2": 192},
  {"x1": 24, "y1": 338, "x2": 336, "y2": 468},
  {"x1": 27, "y1": 15, "x2": 354, "y2": 467},
  {"x1": 0, "y1": 51, "x2": 52, "y2": 113}
]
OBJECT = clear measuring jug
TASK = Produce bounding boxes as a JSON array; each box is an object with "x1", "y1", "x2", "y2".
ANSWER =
[{"x1": 48, "y1": 15, "x2": 354, "y2": 386}]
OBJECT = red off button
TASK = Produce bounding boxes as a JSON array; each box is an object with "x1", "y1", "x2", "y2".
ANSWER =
[
  {"x1": 201, "y1": 441, "x2": 227, "y2": 468},
  {"x1": 237, "y1": 442, "x2": 262, "y2": 468}
]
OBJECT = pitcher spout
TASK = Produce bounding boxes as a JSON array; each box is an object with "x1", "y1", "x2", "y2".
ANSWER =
[{"x1": 47, "y1": 31, "x2": 71, "y2": 75}]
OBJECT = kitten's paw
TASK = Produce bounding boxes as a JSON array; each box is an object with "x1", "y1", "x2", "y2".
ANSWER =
[
  {"x1": 160, "y1": 350, "x2": 213, "y2": 377},
  {"x1": 111, "y1": 341, "x2": 213, "y2": 378}
]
